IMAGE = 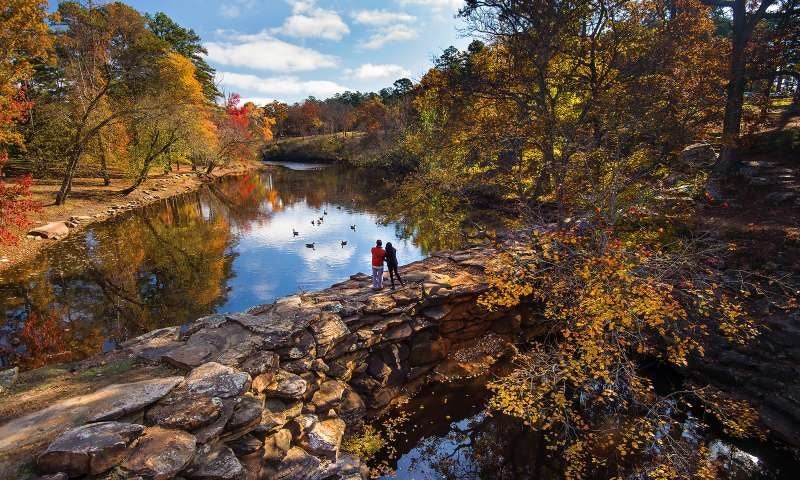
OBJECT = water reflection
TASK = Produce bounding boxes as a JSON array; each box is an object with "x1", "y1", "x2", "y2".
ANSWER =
[
  {"x1": 0, "y1": 165, "x2": 426, "y2": 369},
  {"x1": 372, "y1": 377, "x2": 799, "y2": 480}
]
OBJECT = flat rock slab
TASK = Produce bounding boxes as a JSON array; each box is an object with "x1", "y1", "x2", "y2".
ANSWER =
[
  {"x1": 185, "y1": 445, "x2": 245, "y2": 480},
  {"x1": 228, "y1": 305, "x2": 318, "y2": 348},
  {"x1": 122, "y1": 426, "x2": 197, "y2": 480},
  {"x1": 145, "y1": 391, "x2": 223, "y2": 430},
  {"x1": 273, "y1": 447, "x2": 322, "y2": 480},
  {"x1": 162, "y1": 322, "x2": 262, "y2": 369},
  {"x1": 0, "y1": 376, "x2": 182, "y2": 474},
  {"x1": 28, "y1": 221, "x2": 70, "y2": 239},
  {"x1": 37, "y1": 422, "x2": 144, "y2": 476},
  {"x1": 185, "y1": 362, "x2": 250, "y2": 398},
  {"x1": 300, "y1": 418, "x2": 346, "y2": 460},
  {"x1": 263, "y1": 370, "x2": 308, "y2": 400}
]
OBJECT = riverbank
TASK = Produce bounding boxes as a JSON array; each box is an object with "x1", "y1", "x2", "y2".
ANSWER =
[{"x1": 0, "y1": 160, "x2": 264, "y2": 273}]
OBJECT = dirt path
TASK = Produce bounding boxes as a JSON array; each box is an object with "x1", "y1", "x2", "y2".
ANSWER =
[{"x1": 0, "y1": 161, "x2": 263, "y2": 272}]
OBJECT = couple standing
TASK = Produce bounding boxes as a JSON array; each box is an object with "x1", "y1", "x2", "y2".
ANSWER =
[{"x1": 370, "y1": 239, "x2": 404, "y2": 290}]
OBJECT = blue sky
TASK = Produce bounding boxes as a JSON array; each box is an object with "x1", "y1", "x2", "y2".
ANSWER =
[{"x1": 119, "y1": 0, "x2": 471, "y2": 104}]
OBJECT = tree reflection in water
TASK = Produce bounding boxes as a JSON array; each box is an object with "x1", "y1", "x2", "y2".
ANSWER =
[
  {"x1": 371, "y1": 376, "x2": 794, "y2": 480},
  {"x1": 0, "y1": 165, "x2": 449, "y2": 369}
]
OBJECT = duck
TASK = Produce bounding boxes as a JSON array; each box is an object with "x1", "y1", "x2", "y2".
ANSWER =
[
  {"x1": 319, "y1": 216, "x2": 324, "y2": 222},
  {"x1": 310, "y1": 220, "x2": 315, "y2": 226},
  {"x1": 341, "y1": 241, "x2": 347, "y2": 247},
  {"x1": 292, "y1": 228, "x2": 299, "y2": 236},
  {"x1": 336, "y1": 206, "x2": 341, "y2": 210},
  {"x1": 305, "y1": 243, "x2": 315, "y2": 249},
  {"x1": 350, "y1": 225, "x2": 356, "y2": 230},
  {"x1": 323, "y1": 210, "x2": 328, "y2": 215}
]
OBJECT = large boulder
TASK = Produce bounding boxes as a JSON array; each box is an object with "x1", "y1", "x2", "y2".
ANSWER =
[
  {"x1": 122, "y1": 426, "x2": 196, "y2": 480},
  {"x1": 184, "y1": 362, "x2": 250, "y2": 398},
  {"x1": 309, "y1": 313, "x2": 349, "y2": 357},
  {"x1": 299, "y1": 418, "x2": 346, "y2": 460},
  {"x1": 310, "y1": 380, "x2": 347, "y2": 413},
  {"x1": 37, "y1": 422, "x2": 144, "y2": 476},
  {"x1": 0, "y1": 367, "x2": 18, "y2": 394},
  {"x1": 272, "y1": 447, "x2": 322, "y2": 480},
  {"x1": 28, "y1": 221, "x2": 70, "y2": 240},
  {"x1": 257, "y1": 399, "x2": 303, "y2": 434},
  {"x1": 262, "y1": 428, "x2": 293, "y2": 462},
  {"x1": 185, "y1": 445, "x2": 245, "y2": 480},
  {"x1": 145, "y1": 392, "x2": 223, "y2": 430},
  {"x1": 262, "y1": 370, "x2": 307, "y2": 400}
]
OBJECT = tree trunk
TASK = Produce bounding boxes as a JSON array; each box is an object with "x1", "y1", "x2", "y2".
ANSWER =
[
  {"x1": 56, "y1": 150, "x2": 82, "y2": 205},
  {"x1": 715, "y1": 0, "x2": 748, "y2": 179},
  {"x1": 122, "y1": 157, "x2": 153, "y2": 195},
  {"x1": 98, "y1": 138, "x2": 111, "y2": 186}
]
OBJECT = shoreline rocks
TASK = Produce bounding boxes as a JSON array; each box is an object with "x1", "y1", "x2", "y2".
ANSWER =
[{"x1": 15, "y1": 245, "x2": 530, "y2": 480}]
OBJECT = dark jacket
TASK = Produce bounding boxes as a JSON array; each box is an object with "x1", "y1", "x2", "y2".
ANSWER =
[{"x1": 384, "y1": 244, "x2": 398, "y2": 266}]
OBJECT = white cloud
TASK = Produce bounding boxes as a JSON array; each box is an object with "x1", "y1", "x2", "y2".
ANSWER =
[
  {"x1": 218, "y1": 72, "x2": 349, "y2": 103},
  {"x1": 351, "y1": 9, "x2": 416, "y2": 26},
  {"x1": 204, "y1": 31, "x2": 337, "y2": 72},
  {"x1": 273, "y1": 0, "x2": 350, "y2": 41},
  {"x1": 347, "y1": 63, "x2": 411, "y2": 81},
  {"x1": 219, "y1": 0, "x2": 256, "y2": 18},
  {"x1": 360, "y1": 25, "x2": 417, "y2": 50},
  {"x1": 398, "y1": 0, "x2": 464, "y2": 11}
]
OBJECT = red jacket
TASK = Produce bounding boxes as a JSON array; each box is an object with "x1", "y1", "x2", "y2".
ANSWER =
[{"x1": 371, "y1": 246, "x2": 385, "y2": 267}]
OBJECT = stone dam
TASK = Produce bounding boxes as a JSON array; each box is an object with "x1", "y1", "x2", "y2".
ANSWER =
[{"x1": 0, "y1": 242, "x2": 538, "y2": 480}]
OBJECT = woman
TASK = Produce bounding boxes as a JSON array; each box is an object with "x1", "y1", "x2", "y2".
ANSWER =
[{"x1": 384, "y1": 242, "x2": 404, "y2": 290}]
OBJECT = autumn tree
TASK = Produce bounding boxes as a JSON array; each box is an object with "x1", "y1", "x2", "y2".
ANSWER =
[
  {"x1": 146, "y1": 11, "x2": 220, "y2": 102},
  {"x1": 121, "y1": 52, "x2": 213, "y2": 193},
  {"x1": 483, "y1": 229, "x2": 766, "y2": 479},
  {"x1": 44, "y1": 1, "x2": 168, "y2": 205},
  {"x1": 0, "y1": 0, "x2": 51, "y2": 243},
  {"x1": 204, "y1": 94, "x2": 273, "y2": 174},
  {"x1": 0, "y1": 0, "x2": 51, "y2": 157}
]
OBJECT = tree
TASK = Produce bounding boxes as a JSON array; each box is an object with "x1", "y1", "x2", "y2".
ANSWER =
[
  {"x1": 205, "y1": 94, "x2": 272, "y2": 174},
  {"x1": 121, "y1": 52, "x2": 213, "y2": 193},
  {"x1": 0, "y1": 0, "x2": 51, "y2": 157},
  {"x1": 0, "y1": 0, "x2": 50, "y2": 244},
  {"x1": 484, "y1": 230, "x2": 762, "y2": 479},
  {"x1": 0, "y1": 174, "x2": 37, "y2": 245},
  {"x1": 146, "y1": 12, "x2": 220, "y2": 102},
  {"x1": 48, "y1": 1, "x2": 168, "y2": 205},
  {"x1": 699, "y1": 0, "x2": 791, "y2": 188}
]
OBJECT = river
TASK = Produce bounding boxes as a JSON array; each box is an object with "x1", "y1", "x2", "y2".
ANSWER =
[
  {"x1": 1, "y1": 163, "x2": 797, "y2": 479},
  {"x1": 0, "y1": 164, "x2": 426, "y2": 370}
]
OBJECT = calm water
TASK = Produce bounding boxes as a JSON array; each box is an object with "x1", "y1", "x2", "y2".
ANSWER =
[
  {"x1": 0, "y1": 164, "x2": 426, "y2": 369},
  {"x1": 372, "y1": 376, "x2": 800, "y2": 480}
]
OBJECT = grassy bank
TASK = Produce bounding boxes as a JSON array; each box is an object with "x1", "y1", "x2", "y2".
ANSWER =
[
  {"x1": 0, "y1": 160, "x2": 263, "y2": 272},
  {"x1": 263, "y1": 132, "x2": 415, "y2": 171}
]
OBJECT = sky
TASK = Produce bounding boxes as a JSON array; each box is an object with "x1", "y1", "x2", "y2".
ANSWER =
[{"x1": 117, "y1": 0, "x2": 472, "y2": 105}]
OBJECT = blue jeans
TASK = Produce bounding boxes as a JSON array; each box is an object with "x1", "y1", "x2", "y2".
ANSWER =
[{"x1": 372, "y1": 266, "x2": 384, "y2": 289}]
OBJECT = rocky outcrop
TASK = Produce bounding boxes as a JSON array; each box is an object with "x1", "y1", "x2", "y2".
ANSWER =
[
  {"x1": 23, "y1": 246, "x2": 528, "y2": 479},
  {"x1": 37, "y1": 422, "x2": 144, "y2": 476}
]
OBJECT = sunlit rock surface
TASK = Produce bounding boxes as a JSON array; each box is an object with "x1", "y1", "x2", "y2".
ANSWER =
[{"x1": 4, "y1": 245, "x2": 534, "y2": 479}]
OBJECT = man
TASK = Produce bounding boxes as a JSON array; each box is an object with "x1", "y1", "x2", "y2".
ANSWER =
[
  {"x1": 371, "y1": 239, "x2": 385, "y2": 290},
  {"x1": 384, "y1": 242, "x2": 404, "y2": 290}
]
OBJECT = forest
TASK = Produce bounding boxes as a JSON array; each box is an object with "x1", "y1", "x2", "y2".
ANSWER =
[{"x1": 1, "y1": 0, "x2": 799, "y2": 479}]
